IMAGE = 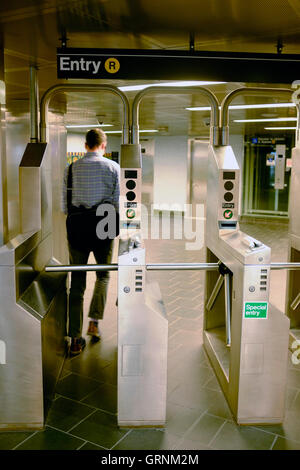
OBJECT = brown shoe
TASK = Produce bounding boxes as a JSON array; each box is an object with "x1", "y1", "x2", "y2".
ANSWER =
[
  {"x1": 87, "y1": 321, "x2": 101, "y2": 339},
  {"x1": 70, "y1": 337, "x2": 86, "y2": 356}
]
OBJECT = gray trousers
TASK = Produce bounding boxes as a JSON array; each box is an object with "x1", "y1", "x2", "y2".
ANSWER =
[{"x1": 68, "y1": 239, "x2": 114, "y2": 338}]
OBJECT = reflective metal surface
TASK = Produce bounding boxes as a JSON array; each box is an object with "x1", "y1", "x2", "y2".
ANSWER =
[
  {"x1": 188, "y1": 139, "x2": 209, "y2": 206},
  {"x1": 5, "y1": 103, "x2": 30, "y2": 241}
]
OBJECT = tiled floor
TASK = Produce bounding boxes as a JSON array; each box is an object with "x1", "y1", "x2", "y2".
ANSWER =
[{"x1": 1, "y1": 219, "x2": 300, "y2": 450}]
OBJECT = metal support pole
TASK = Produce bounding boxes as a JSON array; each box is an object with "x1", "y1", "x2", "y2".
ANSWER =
[
  {"x1": 29, "y1": 65, "x2": 39, "y2": 143},
  {"x1": 206, "y1": 274, "x2": 224, "y2": 311},
  {"x1": 224, "y1": 273, "x2": 231, "y2": 347},
  {"x1": 291, "y1": 293, "x2": 300, "y2": 311}
]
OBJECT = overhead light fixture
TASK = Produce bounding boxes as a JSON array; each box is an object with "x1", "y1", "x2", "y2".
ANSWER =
[
  {"x1": 105, "y1": 129, "x2": 159, "y2": 134},
  {"x1": 234, "y1": 117, "x2": 297, "y2": 123},
  {"x1": 118, "y1": 81, "x2": 226, "y2": 92},
  {"x1": 186, "y1": 103, "x2": 296, "y2": 111},
  {"x1": 264, "y1": 127, "x2": 297, "y2": 130},
  {"x1": 65, "y1": 124, "x2": 113, "y2": 128}
]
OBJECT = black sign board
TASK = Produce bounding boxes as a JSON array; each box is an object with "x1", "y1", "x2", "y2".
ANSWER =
[{"x1": 57, "y1": 48, "x2": 300, "y2": 83}]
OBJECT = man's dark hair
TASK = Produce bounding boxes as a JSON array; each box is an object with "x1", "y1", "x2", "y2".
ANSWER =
[{"x1": 85, "y1": 128, "x2": 107, "y2": 149}]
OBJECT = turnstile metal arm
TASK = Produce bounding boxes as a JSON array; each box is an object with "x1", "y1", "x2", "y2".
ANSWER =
[
  {"x1": 206, "y1": 274, "x2": 224, "y2": 311},
  {"x1": 45, "y1": 264, "x2": 118, "y2": 272},
  {"x1": 224, "y1": 273, "x2": 232, "y2": 348},
  {"x1": 45, "y1": 262, "x2": 220, "y2": 272},
  {"x1": 291, "y1": 292, "x2": 300, "y2": 311},
  {"x1": 45, "y1": 262, "x2": 300, "y2": 273}
]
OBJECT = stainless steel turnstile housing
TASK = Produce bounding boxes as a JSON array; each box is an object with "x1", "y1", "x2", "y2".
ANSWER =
[
  {"x1": 286, "y1": 143, "x2": 300, "y2": 347},
  {"x1": 117, "y1": 144, "x2": 168, "y2": 427},
  {"x1": 203, "y1": 144, "x2": 290, "y2": 425},
  {"x1": 0, "y1": 142, "x2": 68, "y2": 430}
]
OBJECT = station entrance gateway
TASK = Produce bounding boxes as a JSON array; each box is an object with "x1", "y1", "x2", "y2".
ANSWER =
[
  {"x1": 45, "y1": 85, "x2": 300, "y2": 428},
  {"x1": 0, "y1": 59, "x2": 300, "y2": 430}
]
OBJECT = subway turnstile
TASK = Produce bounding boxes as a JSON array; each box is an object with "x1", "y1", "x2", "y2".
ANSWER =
[
  {"x1": 0, "y1": 143, "x2": 68, "y2": 430},
  {"x1": 117, "y1": 144, "x2": 168, "y2": 427},
  {"x1": 203, "y1": 144, "x2": 290, "y2": 425},
  {"x1": 43, "y1": 85, "x2": 300, "y2": 429}
]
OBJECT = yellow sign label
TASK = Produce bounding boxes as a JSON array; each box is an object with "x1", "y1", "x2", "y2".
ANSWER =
[{"x1": 105, "y1": 58, "x2": 120, "y2": 73}]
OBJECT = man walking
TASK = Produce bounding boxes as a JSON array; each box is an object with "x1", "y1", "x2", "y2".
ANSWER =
[{"x1": 62, "y1": 128, "x2": 120, "y2": 355}]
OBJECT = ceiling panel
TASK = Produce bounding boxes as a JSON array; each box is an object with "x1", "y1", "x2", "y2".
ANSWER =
[{"x1": 0, "y1": 0, "x2": 298, "y2": 138}]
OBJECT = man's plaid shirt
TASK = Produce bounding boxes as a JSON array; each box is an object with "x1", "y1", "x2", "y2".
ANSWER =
[{"x1": 61, "y1": 152, "x2": 120, "y2": 214}]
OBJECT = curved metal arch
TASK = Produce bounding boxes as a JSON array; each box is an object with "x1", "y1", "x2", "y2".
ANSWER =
[
  {"x1": 40, "y1": 83, "x2": 130, "y2": 144},
  {"x1": 131, "y1": 86, "x2": 220, "y2": 146},
  {"x1": 220, "y1": 87, "x2": 294, "y2": 146}
]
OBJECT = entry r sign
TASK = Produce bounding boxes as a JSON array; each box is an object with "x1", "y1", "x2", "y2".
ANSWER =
[
  {"x1": 57, "y1": 47, "x2": 300, "y2": 82},
  {"x1": 59, "y1": 56, "x2": 102, "y2": 75}
]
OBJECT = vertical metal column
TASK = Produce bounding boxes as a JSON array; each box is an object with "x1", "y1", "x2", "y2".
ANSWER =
[
  {"x1": 0, "y1": 43, "x2": 8, "y2": 245},
  {"x1": 29, "y1": 65, "x2": 39, "y2": 143}
]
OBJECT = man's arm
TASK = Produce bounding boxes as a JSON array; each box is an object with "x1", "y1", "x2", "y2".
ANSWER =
[{"x1": 112, "y1": 166, "x2": 120, "y2": 212}]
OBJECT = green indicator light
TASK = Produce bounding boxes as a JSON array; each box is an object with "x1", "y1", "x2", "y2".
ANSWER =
[
  {"x1": 126, "y1": 209, "x2": 136, "y2": 219},
  {"x1": 223, "y1": 209, "x2": 233, "y2": 219}
]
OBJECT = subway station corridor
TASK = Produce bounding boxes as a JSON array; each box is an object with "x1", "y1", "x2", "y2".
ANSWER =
[{"x1": 1, "y1": 219, "x2": 299, "y2": 451}]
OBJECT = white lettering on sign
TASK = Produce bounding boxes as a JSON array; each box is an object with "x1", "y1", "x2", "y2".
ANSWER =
[
  {"x1": 59, "y1": 57, "x2": 101, "y2": 74},
  {"x1": 0, "y1": 340, "x2": 6, "y2": 364}
]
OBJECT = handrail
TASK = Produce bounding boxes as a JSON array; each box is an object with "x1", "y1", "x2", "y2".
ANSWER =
[
  {"x1": 40, "y1": 84, "x2": 130, "y2": 144},
  {"x1": 220, "y1": 87, "x2": 294, "y2": 146},
  {"x1": 131, "y1": 86, "x2": 220, "y2": 146}
]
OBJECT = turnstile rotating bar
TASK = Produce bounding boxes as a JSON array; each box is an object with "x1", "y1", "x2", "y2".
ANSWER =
[
  {"x1": 206, "y1": 274, "x2": 224, "y2": 311},
  {"x1": 45, "y1": 264, "x2": 118, "y2": 272},
  {"x1": 146, "y1": 263, "x2": 220, "y2": 271},
  {"x1": 45, "y1": 262, "x2": 221, "y2": 272},
  {"x1": 291, "y1": 292, "x2": 300, "y2": 310},
  {"x1": 268, "y1": 262, "x2": 300, "y2": 270},
  {"x1": 45, "y1": 262, "x2": 300, "y2": 273},
  {"x1": 223, "y1": 273, "x2": 231, "y2": 348}
]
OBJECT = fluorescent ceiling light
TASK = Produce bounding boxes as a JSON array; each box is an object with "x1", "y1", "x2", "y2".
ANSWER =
[
  {"x1": 186, "y1": 103, "x2": 296, "y2": 111},
  {"x1": 118, "y1": 81, "x2": 226, "y2": 92},
  {"x1": 105, "y1": 129, "x2": 159, "y2": 134},
  {"x1": 264, "y1": 127, "x2": 297, "y2": 130},
  {"x1": 234, "y1": 117, "x2": 297, "y2": 123},
  {"x1": 66, "y1": 124, "x2": 113, "y2": 128}
]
